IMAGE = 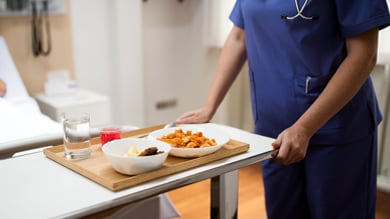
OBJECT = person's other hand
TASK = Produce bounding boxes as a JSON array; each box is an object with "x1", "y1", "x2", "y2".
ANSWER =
[
  {"x1": 0, "y1": 80, "x2": 7, "y2": 97},
  {"x1": 175, "y1": 106, "x2": 214, "y2": 124},
  {"x1": 271, "y1": 124, "x2": 311, "y2": 165}
]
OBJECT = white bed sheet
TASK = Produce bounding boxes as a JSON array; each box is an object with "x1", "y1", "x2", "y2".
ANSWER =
[{"x1": 0, "y1": 97, "x2": 62, "y2": 144}]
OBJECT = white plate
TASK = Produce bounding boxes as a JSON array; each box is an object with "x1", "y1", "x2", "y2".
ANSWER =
[{"x1": 148, "y1": 126, "x2": 230, "y2": 158}]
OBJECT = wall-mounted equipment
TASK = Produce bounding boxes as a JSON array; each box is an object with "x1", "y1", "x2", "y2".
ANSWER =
[
  {"x1": 0, "y1": 0, "x2": 66, "y2": 57},
  {"x1": 0, "y1": 0, "x2": 66, "y2": 16},
  {"x1": 31, "y1": 0, "x2": 52, "y2": 56}
]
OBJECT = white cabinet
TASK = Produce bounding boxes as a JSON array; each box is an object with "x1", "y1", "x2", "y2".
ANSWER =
[{"x1": 35, "y1": 89, "x2": 112, "y2": 127}]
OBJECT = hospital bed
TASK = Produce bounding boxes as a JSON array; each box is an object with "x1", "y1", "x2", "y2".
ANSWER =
[
  {"x1": 0, "y1": 36, "x2": 64, "y2": 159},
  {"x1": 0, "y1": 37, "x2": 136, "y2": 157},
  {"x1": 0, "y1": 36, "x2": 138, "y2": 158}
]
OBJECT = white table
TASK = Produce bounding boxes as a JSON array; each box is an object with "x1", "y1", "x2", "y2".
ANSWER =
[{"x1": 0, "y1": 123, "x2": 274, "y2": 219}]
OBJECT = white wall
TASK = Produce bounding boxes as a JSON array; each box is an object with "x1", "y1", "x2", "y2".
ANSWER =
[
  {"x1": 142, "y1": 0, "x2": 224, "y2": 126},
  {"x1": 141, "y1": 0, "x2": 253, "y2": 129},
  {"x1": 379, "y1": 28, "x2": 390, "y2": 55},
  {"x1": 142, "y1": 0, "x2": 205, "y2": 125},
  {"x1": 379, "y1": 0, "x2": 390, "y2": 55},
  {"x1": 203, "y1": 0, "x2": 235, "y2": 48},
  {"x1": 70, "y1": 0, "x2": 144, "y2": 127},
  {"x1": 70, "y1": 0, "x2": 242, "y2": 128},
  {"x1": 70, "y1": 0, "x2": 112, "y2": 95},
  {"x1": 375, "y1": 0, "x2": 390, "y2": 191}
]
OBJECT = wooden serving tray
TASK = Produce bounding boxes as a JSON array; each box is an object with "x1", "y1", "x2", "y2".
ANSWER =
[{"x1": 44, "y1": 124, "x2": 249, "y2": 191}]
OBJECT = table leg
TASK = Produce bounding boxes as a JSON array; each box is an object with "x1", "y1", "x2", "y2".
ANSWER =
[{"x1": 210, "y1": 170, "x2": 239, "y2": 219}]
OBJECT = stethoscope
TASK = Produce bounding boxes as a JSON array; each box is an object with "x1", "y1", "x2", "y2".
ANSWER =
[
  {"x1": 32, "y1": 0, "x2": 52, "y2": 57},
  {"x1": 281, "y1": 0, "x2": 319, "y2": 20}
]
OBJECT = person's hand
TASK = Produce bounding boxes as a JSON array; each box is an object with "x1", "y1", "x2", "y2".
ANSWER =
[
  {"x1": 0, "y1": 80, "x2": 6, "y2": 97},
  {"x1": 271, "y1": 124, "x2": 311, "y2": 165},
  {"x1": 175, "y1": 106, "x2": 214, "y2": 124}
]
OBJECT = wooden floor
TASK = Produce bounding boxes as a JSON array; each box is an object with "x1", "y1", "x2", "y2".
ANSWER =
[{"x1": 168, "y1": 163, "x2": 390, "y2": 219}]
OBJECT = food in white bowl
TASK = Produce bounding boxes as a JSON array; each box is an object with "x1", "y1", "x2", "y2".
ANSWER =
[
  {"x1": 124, "y1": 146, "x2": 163, "y2": 157},
  {"x1": 148, "y1": 126, "x2": 230, "y2": 158},
  {"x1": 102, "y1": 138, "x2": 171, "y2": 175}
]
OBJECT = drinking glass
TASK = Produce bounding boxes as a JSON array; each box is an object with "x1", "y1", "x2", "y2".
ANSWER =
[
  {"x1": 100, "y1": 127, "x2": 121, "y2": 146},
  {"x1": 62, "y1": 112, "x2": 91, "y2": 159}
]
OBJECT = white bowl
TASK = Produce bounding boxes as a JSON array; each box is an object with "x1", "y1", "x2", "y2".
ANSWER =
[
  {"x1": 148, "y1": 126, "x2": 230, "y2": 158},
  {"x1": 102, "y1": 138, "x2": 171, "y2": 175}
]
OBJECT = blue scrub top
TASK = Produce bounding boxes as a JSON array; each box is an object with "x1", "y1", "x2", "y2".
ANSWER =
[{"x1": 230, "y1": 0, "x2": 390, "y2": 144}]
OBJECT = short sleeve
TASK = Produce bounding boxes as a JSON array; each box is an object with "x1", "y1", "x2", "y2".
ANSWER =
[
  {"x1": 335, "y1": 0, "x2": 390, "y2": 37},
  {"x1": 229, "y1": 0, "x2": 244, "y2": 29}
]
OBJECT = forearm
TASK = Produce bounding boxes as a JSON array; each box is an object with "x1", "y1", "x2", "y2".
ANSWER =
[
  {"x1": 294, "y1": 28, "x2": 379, "y2": 137},
  {"x1": 204, "y1": 26, "x2": 247, "y2": 116}
]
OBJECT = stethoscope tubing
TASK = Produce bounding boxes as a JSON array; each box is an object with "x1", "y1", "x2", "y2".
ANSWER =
[{"x1": 281, "y1": 0, "x2": 318, "y2": 20}]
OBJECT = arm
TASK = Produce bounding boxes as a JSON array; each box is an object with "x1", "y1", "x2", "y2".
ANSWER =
[
  {"x1": 176, "y1": 26, "x2": 247, "y2": 123},
  {"x1": 273, "y1": 28, "x2": 379, "y2": 165}
]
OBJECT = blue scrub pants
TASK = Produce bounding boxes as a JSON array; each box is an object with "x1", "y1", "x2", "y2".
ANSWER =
[{"x1": 261, "y1": 131, "x2": 377, "y2": 219}]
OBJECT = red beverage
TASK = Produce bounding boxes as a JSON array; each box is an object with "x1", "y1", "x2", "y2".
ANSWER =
[{"x1": 100, "y1": 128, "x2": 121, "y2": 146}]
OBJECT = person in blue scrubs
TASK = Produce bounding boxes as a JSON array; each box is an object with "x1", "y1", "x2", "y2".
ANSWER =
[{"x1": 176, "y1": 0, "x2": 390, "y2": 218}]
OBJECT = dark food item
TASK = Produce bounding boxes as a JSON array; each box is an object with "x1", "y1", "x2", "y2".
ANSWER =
[{"x1": 138, "y1": 147, "x2": 163, "y2": 156}]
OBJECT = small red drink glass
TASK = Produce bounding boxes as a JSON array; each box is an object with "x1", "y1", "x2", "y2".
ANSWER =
[{"x1": 100, "y1": 127, "x2": 121, "y2": 146}]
